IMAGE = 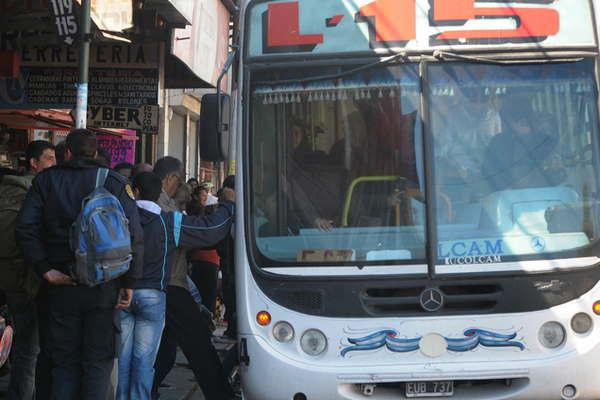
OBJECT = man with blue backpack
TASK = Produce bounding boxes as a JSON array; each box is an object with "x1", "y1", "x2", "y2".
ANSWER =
[
  {"x1": 16, "y1": 129, "x2": 144, "y2": 400},
  {"x1": 117, "y1": 172, "x2": 235, "y2": 400}
]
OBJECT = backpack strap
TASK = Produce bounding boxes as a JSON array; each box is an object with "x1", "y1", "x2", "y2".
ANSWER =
[
  {"x1": 173, "y1": 211, "x2": 182, "y2": 247},
  {"x1": 95, "y1": 168, "x2": 109, "y2": 189}
]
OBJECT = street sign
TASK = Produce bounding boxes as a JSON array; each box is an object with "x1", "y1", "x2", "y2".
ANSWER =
[
  {"x1": 48, "y1": 0, "x2": 79, "y2": 45},
  {"x1": 88, "y1": 105, "x2": 159, "y2": 134}
]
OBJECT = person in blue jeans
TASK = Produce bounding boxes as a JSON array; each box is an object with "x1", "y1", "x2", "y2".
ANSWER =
[{"x1": 117, "y1": 172, "x2": 235, "y2": 400}]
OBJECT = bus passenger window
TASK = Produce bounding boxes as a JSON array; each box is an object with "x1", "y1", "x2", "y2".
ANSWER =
[{"x1": 250, "y1": 64, "x2": 427, "y2": 262}]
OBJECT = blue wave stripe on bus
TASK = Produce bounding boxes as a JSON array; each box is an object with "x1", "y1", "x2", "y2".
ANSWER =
[
  {"x1": 340, "y1": 342, "x2": 386, "y2": 357},
  {"x1": 386, "y1": 341, "x2": 420, "y2": 353},
  {"x1": 347, "y1": 330, "x2": 396, "y2": 344},
  {"x1": 341, "y1": 328, "x2": 524, "y2": 357},
  {"x1": 447, "y1": 339, "x2": 480, "y2": 352},
  {"x1": 464, "y1": 329, "x2": 517, "y2": 340},
  {"x1": 479, "y1": 338, "x2": 525, "y2": 350},
  {"x1": 386, "y1": 336, "x2": 421, "y2": 345}
]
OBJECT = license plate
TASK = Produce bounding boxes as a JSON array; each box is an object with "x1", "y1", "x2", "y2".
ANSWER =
[{"x1": 405, "y1": 381, "x2": 454, "y2": 397}]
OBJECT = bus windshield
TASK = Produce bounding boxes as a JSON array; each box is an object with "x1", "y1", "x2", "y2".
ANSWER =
[{"x1": 249, "y1": 59, "x2": 600, "y2": 267}]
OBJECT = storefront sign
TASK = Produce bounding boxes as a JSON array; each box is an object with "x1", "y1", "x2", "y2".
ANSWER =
[
  {"x1": 0, "y1": 43, "x2": 159, "y2": 109},
  {"x1": 97, "y1": 132, "x2": 136, "y2": 167},
  {"x1": 88, "y1": 105, "x2": 158, "y2": 133},
  {"x1": 0, "y1": 67, "x2": 158, "y2": 108}
]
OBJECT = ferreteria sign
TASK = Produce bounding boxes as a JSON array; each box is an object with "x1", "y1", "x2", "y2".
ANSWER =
[
  {"x1": 0, "y1": 43, "x2": 159, "y2": 110},
  {"x1": 19, "y1": 43, "x2": 157, "y2": 68}
]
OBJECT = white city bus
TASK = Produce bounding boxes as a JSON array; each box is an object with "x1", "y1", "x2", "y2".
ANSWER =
[{"x1": 227, "y1": 0, "x2": 600, "y2": 398}]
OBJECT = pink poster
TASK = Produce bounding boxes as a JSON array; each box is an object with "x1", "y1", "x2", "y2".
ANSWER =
[{"x1": 97, "y1": 131, "x2": 136, "y2": 167}]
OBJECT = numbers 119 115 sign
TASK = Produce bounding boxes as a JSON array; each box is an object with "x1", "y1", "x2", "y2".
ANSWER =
[{"x1": 49, "y1": 0, "x2": 78, "y2": 45}]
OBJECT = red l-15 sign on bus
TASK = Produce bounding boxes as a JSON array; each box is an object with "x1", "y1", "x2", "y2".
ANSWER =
[{"x1": 248, "y1": 0, "x2": 596, "y2": 56}]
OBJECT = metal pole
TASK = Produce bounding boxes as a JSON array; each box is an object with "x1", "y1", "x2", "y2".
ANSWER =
[
  {"x1": 419, "y1": 61, "x2": 438, "y2": 280},
  {"x1": 75, "y1": 0, "x2": 91, "y2": 128}
]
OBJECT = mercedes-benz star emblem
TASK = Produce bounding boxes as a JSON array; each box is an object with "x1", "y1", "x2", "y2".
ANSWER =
[{"x1": 419, "y1": 288, "x2": 444, "y2": 312}]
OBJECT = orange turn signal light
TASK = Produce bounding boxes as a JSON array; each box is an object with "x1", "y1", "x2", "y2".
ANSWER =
[
  {"x1": 256, "y1": 311, "x2": 272, "y2": 326},
  {"x1": 593, "y1": 301, "x2": 600, "y2": 315}
]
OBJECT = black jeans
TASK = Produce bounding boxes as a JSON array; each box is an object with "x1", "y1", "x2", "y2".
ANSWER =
[
  {"x1": 190, "y1": 261, "x2": 219, "y2": 314},
  {"x1": 152, "y1": 286, "x2": 233, "y2": 400},
  {"x1": 6, "y1": 293, "x2": 39, "y2": 400},
  {"x1": 35, "y1": 287, "x2": 52, "y2": 400},
  {"x1": 43, "y1": 283, "x2": 119, "y2": 400},
  {"x1": 151, "y1": 326, "x2": 177, "y2": 400}
]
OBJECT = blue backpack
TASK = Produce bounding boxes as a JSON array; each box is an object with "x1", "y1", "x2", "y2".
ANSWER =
[{"x1": 70, "y1": 168, "x2": 132, "y2": 286}]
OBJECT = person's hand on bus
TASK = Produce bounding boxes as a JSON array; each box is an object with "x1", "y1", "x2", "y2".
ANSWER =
[
  {"x1": 387, "y1": 189, "x2": 403, "y2": 207},
  {"x1": 314, "y1": 218, "x2": 334, "y2": 231},
  {"x1": 220, "y1": 187, "x2": 235, "y2": 203}
]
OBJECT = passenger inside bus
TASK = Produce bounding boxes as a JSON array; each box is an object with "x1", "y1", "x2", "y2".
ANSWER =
[
  {"x1": 284, "y1": 118, "x2": 338, "y2": 231},
  {"x1": 429, "y1": 86, "x2": 501, "y2": 223},
  {"x1": 334, "y1": 99, "x2": 422, "y2": 227},
  {"x1": 432, "y1": 87, "x2": 501, "y2": 182},
  {"x1": 328, "y1": 111, "x2": 365, "y2": 169},
  {"x1": 482, "y1": 96, "x2": 566, "y2": 192}
]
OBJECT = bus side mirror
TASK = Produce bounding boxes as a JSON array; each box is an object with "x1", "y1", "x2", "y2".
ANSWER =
[{"x1": 198, "y1": 93, "x2": 230, "y2": 161}]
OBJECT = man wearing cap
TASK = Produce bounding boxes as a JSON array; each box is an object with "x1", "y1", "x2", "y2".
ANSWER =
[{"x1": 200, "y1": 181, "x2": 219, "y2": 205}]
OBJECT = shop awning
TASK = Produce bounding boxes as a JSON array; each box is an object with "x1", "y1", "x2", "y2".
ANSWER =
[
  {"x1": 144, "y1": 0, "x2": 192, "y2": 27},
  {"x1": 0, "y1": 109, "x2": 131, "y2": 137}
]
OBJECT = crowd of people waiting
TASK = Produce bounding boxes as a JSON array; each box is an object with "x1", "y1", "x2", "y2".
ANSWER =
[{"x1": 0, "y1": 128, "x2": 239, "y2": 400}]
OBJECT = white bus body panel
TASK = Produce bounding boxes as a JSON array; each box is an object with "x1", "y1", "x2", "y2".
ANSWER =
[{"x1": 236, "y1": 259, "x2": 600, "y2": 399}]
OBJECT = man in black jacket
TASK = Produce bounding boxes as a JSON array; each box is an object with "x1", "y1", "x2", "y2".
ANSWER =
[
  {"x1": 0, "y1": 140, "x2": 55, "y2": 400},
  {"x1": 16, "y1": 129, "x2": 144, "y2": 400},
  {"x1": 118, "y1": 172, "x2": 234, "y2": 399},
  {"x1": 151, "y1": 157, "x2": 235, "y2": 400}
]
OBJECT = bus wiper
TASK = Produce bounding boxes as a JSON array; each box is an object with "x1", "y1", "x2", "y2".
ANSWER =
[
  {"x1": 254, "y1": 51, "x2": 408, "y2": 86},
  {"x1": 433, "y1": 50, "x2": 593, "y2": 65}
]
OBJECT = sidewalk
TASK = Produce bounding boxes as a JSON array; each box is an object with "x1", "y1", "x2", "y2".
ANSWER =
[
  {"x1": 0, "y1": 328, "x2": 237, "y2": 400},
  {"x1": 157, "y1": 327, "x2": 237, "y2": 400},
  {"x1": 155, "y1": 350, "x2": 204, "y2": 400}
]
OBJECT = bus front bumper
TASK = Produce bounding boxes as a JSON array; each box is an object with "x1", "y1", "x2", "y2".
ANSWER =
[{"x1": 240, "y1": 333, "x2": 600, "y2": 400}]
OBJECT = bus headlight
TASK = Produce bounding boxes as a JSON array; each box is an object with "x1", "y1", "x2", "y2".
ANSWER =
[
  {"x1": 300, "y1": 329, "x2": 327, "y2": 356},
  {"x1": 571, "y1": 313, "x2": 593, "y2": 334},
  {"x1": 273, "y1": 321, "x2": 294, "y2": 342},
  {"x1": 538, "y1": 321, "x2": 566, "y2": 348}
]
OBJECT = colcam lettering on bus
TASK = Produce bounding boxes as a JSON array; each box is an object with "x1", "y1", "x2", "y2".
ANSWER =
[
  {"x1": 438, "y1": 239, "x2": 503, "y2": 258},
  {"x1": 444, "y1": 255, "x2": 502, "y2": 265}
]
